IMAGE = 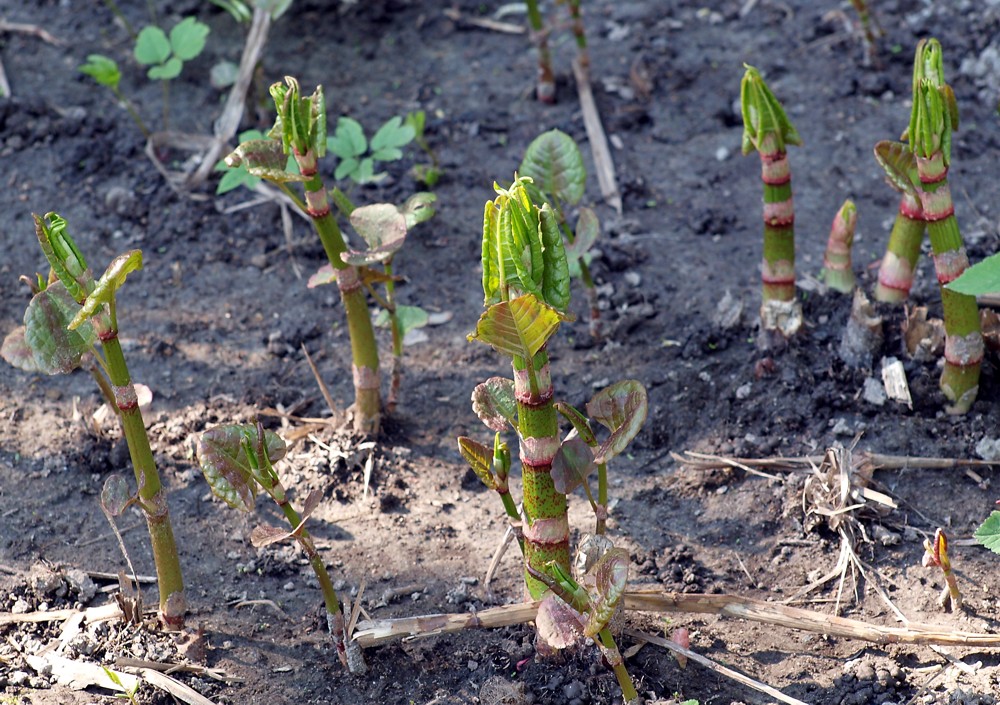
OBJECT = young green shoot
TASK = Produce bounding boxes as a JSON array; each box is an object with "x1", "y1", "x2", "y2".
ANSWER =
[
  {"x1": 78, "y1": 55, "x2": 151, "y2": 138},
  {"x1": 1, "y1": 213, "x2": 186, "y2": 628},
  {"x1": 196, "y1": 421, "x2": 366, "y2": 673},
  {"x1": 404, "y1": 110, "x2": 442, "y2": 187},
  {"x1": 459, "y1": 175, "x2": 647, "y2": 701},
  {"x1": 874, "y1": 38, "x2": 982, "y2": 413},
  {"x1": 134, "y1": 17, "x2": 210, "y2": 131},
  {"x1": 874, "y1": 192, "x2": 925, "y2": 302},
  {"x1": 820, "y1": 199, "x2": 858, "y2": 294},
  {"x1": 519, "y1": 129, "x2": 602, "y2": 337},
  {"x1": 741, "y1": 64, "x2": 803, "y2": 346}
]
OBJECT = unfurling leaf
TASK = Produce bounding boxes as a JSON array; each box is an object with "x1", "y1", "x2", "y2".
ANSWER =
[
  {"x1": 457, "y1": 436, "x2": 497, "y2": 490},
  {"x1": 519, "y1": 129, "x2": 587, "y2": 206},
  {"x1": 554, "y1": 402, "x2": 597, "y2": 447},
  {"x1": 101, "y1": 474, "x2": 134, "y2": 517},
  {"x1": 587, "y1": 380, "x2": 648, "y2": 464},
  {"x1": 196, "y1": 424, "x2": 286, "y2": 512},
  {"x1": 550, "y1": 436, "x2": 596, "y2": 494},
  {"x1": 974, "y1": 511, "x2": 1000, "y2": 555},
  {"x1": 469, "y1": 294, "x2": 563, "y2": 359},
  {"x1": 948, "y1": 252, "x2": 1000, "y2": 296},
  {"x1": 539, "y1": 205, "x2": 570, "y2": 312},
  {"x1": 69, "y1": 250, "x2": 143, "y2": 330},
  {"x1": 226, "y1": 139, "x2": 308, "y2": 183},
  {"x1": 471, "y1": 377, "x2": 516, "y2": 431},
  {"x1": 251, "y1": 489, "x2": 322, "y2": 547},
  {"x1": 582, "y1": 548, "x2": 629, "y2": 638},
  {"x1": 873, "y1": 141, "x2": 919, "y2": 197},
  {"x1": 21, "y1": 282, "x2": 97, "y2": 374},
  {"x1": 740, "y1": 64, "x2": 802, "y2": 155}
]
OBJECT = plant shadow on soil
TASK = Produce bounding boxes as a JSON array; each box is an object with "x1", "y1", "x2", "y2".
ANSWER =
[{"x1": 3, "y1": 1, "x2": 1000, "y2": 703}]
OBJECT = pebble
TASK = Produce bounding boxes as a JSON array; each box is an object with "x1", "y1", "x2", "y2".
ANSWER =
[
  {"x1": 562, "y1": 679, "x2": 584, "y2": 699},
  {"x1": 9, "y1": 671, "x2": 29, "y2": 686},
  {"x1": 862, "y1": 377, "x2": 886, "y2": 406},
  {"x1": 12, "y1": 598, "x2": 30, "y2": 614},
  {"x1": 735, "y1": 382, "x2": 752, "y2": 400},
  {"x1": 715, "y1": 145, "x2": 731, "y2": 161},
  {"x1": 282, "y1": 581, "x2": 295, "y2": 591}
]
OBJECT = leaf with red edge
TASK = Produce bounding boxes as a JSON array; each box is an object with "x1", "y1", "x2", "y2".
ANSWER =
[
  {"x1": 68, "y1": 250, "x2": 143, "y2": 331},
  {"x1": 587, "y1": 380, "x2": 648, "y2": 464},
  {"x1": 550, "y1": 435, "x2": 596, "y2": 494},
  {"x1": 873, "y1": 141, "x2": 919, "y2": 197},
  {"x1": 225, "y1": 139, "x2": 308, "y2": 183},
  {"x1": 457, "y1": 436, "x2": 497, "y2": 490},
  {"x1": 250, "y1": 489, "x2": 322, "y2": 547},
  {"x1": 196, "y1": 424, "x2": 286, "y2": 512},
  {"x1": 582, "y1": 548, "x2": 629, "y2": 638},
  {"x1": 554, "y1": 402, "x2": 597, "y2": 447},
  {"x1": 101, "y1": 474, "x2": 134, "y2": 517},
  {"x1": 471, "y1": 377, "x2": 516, "y2": 431},
  {"x1": 1, "y1": 326, "x2": 40, "y2": 373},
  {"x1": 307, "y1": 264, "x2": 337, "y2": 288}
]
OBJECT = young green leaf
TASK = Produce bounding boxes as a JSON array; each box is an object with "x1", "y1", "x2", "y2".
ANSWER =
[
  {"x1": 148, "y1": 58, "x2": 183, "y2": 81},
  {"x1": 79, "y1": 54, "x2": 121, "y2": 89},
  {"x1": 471, "y1": 377, "x2": 517, "y2": 431},
  {"x1": 20, "y1": 283, "x2": 98, "y2": 375},
  {"x1": 69, "y1": 251, "x2": 143, "y2": 331},
  {"x1": 539, "y1": 205, "x2": 570, "y2": 312},
  {"x1": 947, "y1": 252, "x2": 1000, "y2": 296},
  {"x1": 400, "y1": 192, "x2": 437, "y2": 228},
  {"x1": 390, "y1": 305, "x2": 429, "y2": 337},
  {"x1": 458, "y1": 436, "x2": 498, "y2": 490},
  {"x1": 196, "y1": 425, "x2": 286, "y2": 512},
  {"x1": 740, "y1": 64, "x2": 802, "y2": 155},
  {"x1": 586, "y1": 380, "x2": 648, "y2": 464},
  {"x1": 554, "y1": 402, "x2": 598, "y2": 446},
  {"x1": 169, "y1": 17, "x2": 210, "y2": 62},
  {"x1": 974, "y1": 510, "x2": 1000, "y2": 555},
  {"x1": 370, "y1": 115, "x2": 415, "y2": 161},
  {"x1": 519, "y1": 129, "x2": 587, "y2": 206},
  {"x1": 134, "y1": 26, "x2": 172, "y2": 66},
  {"x1": 468, "y1": 294, "x2": 563, "y2": 359},
  {"x1": 873, "y1": 141, "x2": 919, "y2": 197},
  {"x1": 328, "y1": 117, "x2": 367, "y2": 159}
]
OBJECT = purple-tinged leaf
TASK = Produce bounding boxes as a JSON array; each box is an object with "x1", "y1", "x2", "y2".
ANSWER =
[
  {"x1": 196, "y1": 424, "x2": 286, "y2": 512},
  {"x1": 307, "y1": 264, "x2": 337, "y2": 288},
  {"x1": 343, "y1": 203, "x2": 407, "y2": 265},
  {"x1": 1, "y1": 326, "x2": 40, "y2": 373},
  {"x1": 550, "y1": 436, "x2": 596, "y2": 494},
  {"x1": 582, "y1": 548, "x2": 629, "y2": 638},
  {"x1": 22, "y1": 282, "x2": 97, "y2": 375},
  {"x1": 535, "y1": 595, "x2": 584, "y2": 653},
  {"x1": 457, "y1": 436, "x2": 497, "y2": 490},
  {"x1": 587, "y1": 380, "x2": 648, "y2": 464},
  {"x1": 101, "y1": 474, "x2": 134, "y2": 517},
  {"x1": 873, "y1": 141, "x2": 919, "y2": 197},
  {"x1": 471, "y1": 377, "x2": 516, "y2": 432},
  {"x1": 225, "y1": 139, "x2": 308, "y2": 183},
  {"x1": 468, "y1": 294, "x2": 563, "y2": 359},
  {"x1": 250, "y1": 488, "x2": 322, "y2": 547},
  {"x1": 69, "y1": 250, "x2": 143, "y2": 331},
  {"x1": 554, "y1": 402, "x2": 597, "y2": 447}
]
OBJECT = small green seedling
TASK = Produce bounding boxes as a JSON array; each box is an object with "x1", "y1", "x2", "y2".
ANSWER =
[
  {"x1": 1, "y1": 213, "x2": 186, "y2": 628},
  {"x1": 327, "y1": 115, "x2": 415, "y2": 184},
  {"x1": 195, "y1": 421, "x2": 365, "y2": 672},
  {"x1": 404, "y1": 110, "x2": 442, "y2": 187},
  {"x1": 102, "y1": 667, "x2": 140, "y2": 704},
  {"x1": 80, "y1": 16, "x2": 209, "y2": 134},
  {"x1": 519, "y1": 129, "x2": 601, "y2": 336},
  {"x1": 458, "y1": 175, "x2": 647, "y2": 703}
]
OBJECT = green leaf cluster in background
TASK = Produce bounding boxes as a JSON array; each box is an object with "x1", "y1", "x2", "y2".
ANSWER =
[
  {"x1": 327, "y1": 115, "x2": 415, "y2": 184},
  {"x1": 79, "y1": 54, "x2": 121, "y2": 89},
  {"x1": 135, "y1": 17, "x2": 210, "y2": 80}
]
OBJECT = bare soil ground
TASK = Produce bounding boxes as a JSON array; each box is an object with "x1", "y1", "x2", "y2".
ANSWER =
[{"x1": 3, "y1": 1, "x2": 1000, "y2": 703}]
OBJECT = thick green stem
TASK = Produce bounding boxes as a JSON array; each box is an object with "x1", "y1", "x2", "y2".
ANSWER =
[
  {"x1": 917, "y1": 153, "x2": 982, "y2": 414},
  {"x1": 596, "y1": 627, "x2": 638, "y2": 703},
  {"x1": 100, "y1": 326, "x2": 185, "y2": 628},
  {"x1": 875, "y1": 193, "x2": 925, "y2": 302},
  {"x1": 514, "y1": 349, "x2": 569, "y2": 598},
  {"x1": 759, "y1": 147, "x2": 795, "y2": 303},
  {"x1": 297, "y1": 161, "x2": 381, "y2": 434},
  {"x1": 524, "y1": 0, "x2": 556, "y2": 102},
  {"x1": 821, "y1": 199, "x2": 857, "y2": 294}
]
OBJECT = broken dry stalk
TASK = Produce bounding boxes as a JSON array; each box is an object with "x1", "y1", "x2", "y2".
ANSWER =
[
  {"x1": 196, "y1": 421, "x2": 365, "y2": 672},
  {"x1": 874, "y1": 39, "x2": 982, "y2": 413},
  {"x1": 821, "y1": 199, "x2": 858, "y2": 294},
  {"x1": 741, "y1": 64, "x2": 803, "y2": 343},
  {"x1": 921, "y1": 528, "x2": 962, "y2": 610},
  {"x1": 874, "y1": 193, "x2": 925, "y2": 302},
  {"x1": 1, "y1": 213, "x2": 185, "y2": 628}
]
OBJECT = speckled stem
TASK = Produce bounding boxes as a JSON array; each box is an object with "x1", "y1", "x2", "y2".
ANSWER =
[
  {"x1": 875, "y1": 193, "x2": 925, "y2": 302},
  {"x1": 916, "y1": 152, "x2": 982, "y2": 414},
  {"x1": 821, "y1": 200, "x2": 857, "y2": 294},
  {"x1": 757, "y1": 135, "x2": 795, "y2": 305},
  {"x1": 295, "y1": 151, "x2": 381, "y2": 434},
  {"x1": 513, "y1": 349, "x2": 569, "y2": 598}
]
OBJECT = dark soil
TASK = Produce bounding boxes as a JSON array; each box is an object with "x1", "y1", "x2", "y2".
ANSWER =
[{"x1": 3, "y1": 1, "x2": 1000, "y2": 703}]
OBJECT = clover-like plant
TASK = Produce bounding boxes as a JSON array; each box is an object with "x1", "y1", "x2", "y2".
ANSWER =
[
  {"x1": 872, "y1": 39, "x2": 982, "y2": 413},
  {"x1": 327, "y1": 115, "x2": 415, "y2": 185},
  {"x1": 519, "y1": 129, "x2": 601, "y2": 336},
  {"x1": 225, "y1": 77, "x2": 431, "y2": 433},
  {"x1": 740, "y1": 64, "x2": 803, "y2": 347},
  {"x1": 80, "y1": 16, "x2": 209, "y2": 134},
  {"x1": 1, "y1": 213, "x2": 186, "y2": 628},
  {"x1": 195, "y1": 421, "x2": 365, "y2": 672},
  {"x1": 457, "y1": 175, "x2": 646, "y2": 703}
]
